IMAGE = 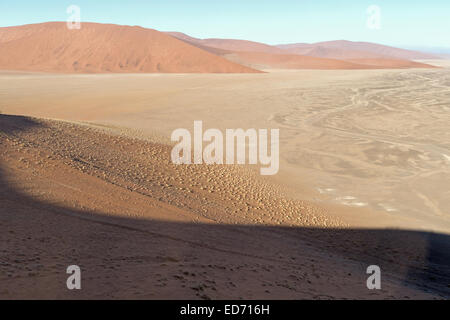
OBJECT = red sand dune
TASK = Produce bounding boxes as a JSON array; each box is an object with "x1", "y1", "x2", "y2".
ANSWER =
[
  {"x1": 167, "y1": 32, "x2": 286, "y2": 54},
  {"x1": 0, "y1": 23, "x2": 51, "y2": 43},
  {"x1": 168, "y1": 33, "x2": 436, "y2": 70},
  {"x1": 0, "y1": 22, "x2": 260, "y2": 73},
  {"x1": 166, "y1": 32, "x2": 233, "y2": 56},
  {"x1": 0, "y1": 23, "x2": 436, "y2": 73},
  {"x1": 277, "y1": 40, "x2": 438, "y2": 60}
]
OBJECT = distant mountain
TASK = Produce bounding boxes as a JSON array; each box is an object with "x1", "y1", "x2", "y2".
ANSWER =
[{"x1": 0, "y1": 22, "x2": 260, "y2": 73}]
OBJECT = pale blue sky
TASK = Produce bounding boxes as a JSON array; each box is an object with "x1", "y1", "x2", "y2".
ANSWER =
[{"x1": 0, "y1": 0, "x2": 449, "y2": 48}]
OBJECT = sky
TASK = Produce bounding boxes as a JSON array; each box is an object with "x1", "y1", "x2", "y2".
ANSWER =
[{"x1": 0, "y1": 0, "x2": 449, "y2": 49}]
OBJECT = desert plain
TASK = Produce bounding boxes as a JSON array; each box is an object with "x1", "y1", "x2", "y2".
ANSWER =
[{"x1": 1, "y1": 66, "x2": 450, "y2": 299}]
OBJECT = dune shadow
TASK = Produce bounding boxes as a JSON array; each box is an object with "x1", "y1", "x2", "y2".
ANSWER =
[{"x1": 0, "y1": 114, "x2": 449, "y2": 299}]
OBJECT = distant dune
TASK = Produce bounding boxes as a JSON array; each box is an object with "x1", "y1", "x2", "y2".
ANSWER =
[
  {"x1": 168, "y1": 33, "x2": 436, "y2": 70},
  {"x1": 278, "y1": 45, "x2": 392, "y2": 60},
  {"x1": 277, "y1": 40, "x2": 439, "y2": 60},
  {"x1": 167, "y1": 32, "x2": 286, "y2": 54},
  {"x1": 0, "y1": 23, "x2": 437, "y2": 73},
  {"x1": 224, "y1": 51, "x2": 435, "y2": 70},
  {"x1": 165, "y1": 32, "x2": 233, "y2": 56},
  {"x1": 223, "y1": 51, "x2": 371, "y2": 70},
  {"x1": 0, "y1": 22, "x2": 260, "y2": 73}
]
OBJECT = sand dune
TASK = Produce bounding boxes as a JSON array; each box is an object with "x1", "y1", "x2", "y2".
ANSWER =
[
  {"x1": 168, "y1": 32, "x2": 373, "y2": 69},
  {"x1": 168, "y1": 33, "x2": 436, "y2": 70},
  {"x1": 223, "y1": 51, "x2": 435, "y2": 70},
  {"x1": 278, "y1": 40, "x2": 439, "y2": 60},
  {"x1": 167, "y1": 32, "x2": 286, "y2": 54},
  {"x1": 0, "y1": 23, "x2": 436, "y2": 73},
  {"x1": 0, "y1": 22, "x2": 259, "y2": 73},
  {"x1": 166, "y1": 32, "x2": 233, "y2": 56},
  {"x1": 0, "y1": 23, "x2": 52, "y2": 43},
  {"x1": 223, "y1": 51, "x2": 370, "y2": 70},
  {"x1": 1, "y1": 114, "x2": 448, "y2": 299}
]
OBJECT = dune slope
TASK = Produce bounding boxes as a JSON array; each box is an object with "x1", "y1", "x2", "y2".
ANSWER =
[
  {"x1": 1, "y1": 114, "x2": 448, "y2": 299},
  {"x1": 167, "y1": 32, "x2": 286, "y2": 54},
  {"x1": 0, "y1": 22, "x2": 260, "y2": 73}
]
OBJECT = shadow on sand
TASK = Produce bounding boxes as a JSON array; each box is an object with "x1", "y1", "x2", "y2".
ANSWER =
[{"x1": 0, "y1": 114, "x2": 449, "y2": 299}]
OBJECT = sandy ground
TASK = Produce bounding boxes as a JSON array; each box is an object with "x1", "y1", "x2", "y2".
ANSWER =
[
  {"x1": 1, "y1": 67, "x2": 449, "y2": 233},
  {"x1": 416, "y1": 59, "x2": 450, "y2": 68},
  {"x1": 1, "y1": 68, "x2": 449, "y2": 299},
  {"x1": 1, "y1": 115, "x2": 449, "y2": 299}
]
